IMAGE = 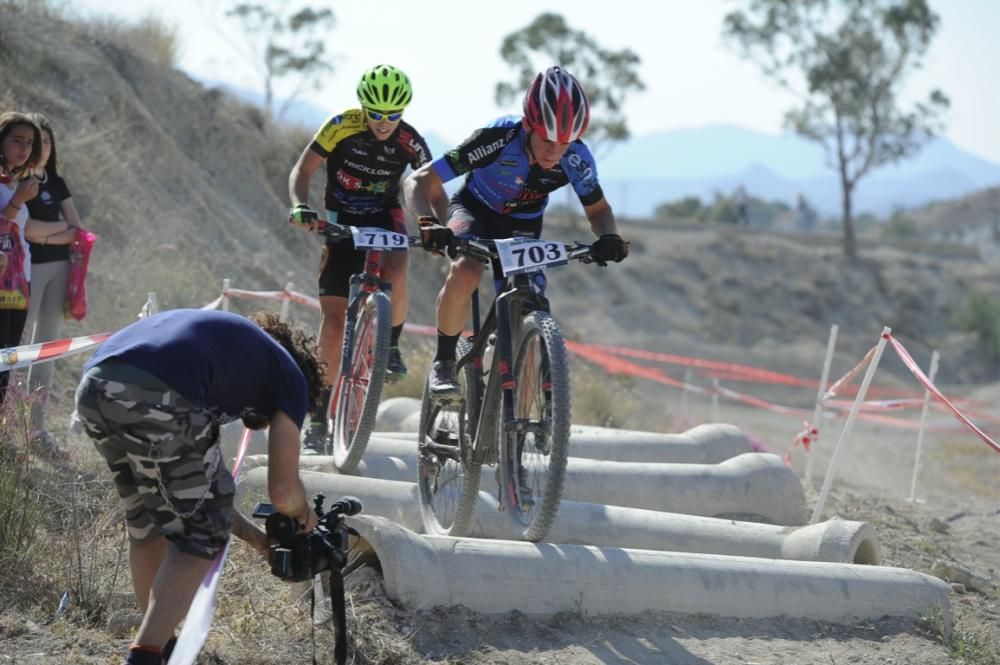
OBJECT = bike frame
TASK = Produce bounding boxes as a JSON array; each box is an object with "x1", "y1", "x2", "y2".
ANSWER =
[
  {"x1": 340, "y1": 248, "x2": 391, "y2": 380},
  {"x1": 458, "y1": 268, "x2": 551, "y2": 465}
]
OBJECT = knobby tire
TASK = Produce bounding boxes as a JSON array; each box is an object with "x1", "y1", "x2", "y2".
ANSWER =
[
  {"x1": 417, "y1": 337, "x2": 482, "y2": 536},
  {"x1": 329, "y1": 290, "x2": 391, "y2": 472},
  {"x1": 498, "y1": 311, "x2": 570, "y2": 542}
]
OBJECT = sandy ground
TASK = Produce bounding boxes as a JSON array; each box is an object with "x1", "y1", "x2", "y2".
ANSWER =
[{"x1": 2, "y1": 383, "x2": 998, "y2": 665}]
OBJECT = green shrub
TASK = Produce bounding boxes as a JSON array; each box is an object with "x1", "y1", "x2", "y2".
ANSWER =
[
  {"x1": 882, "y1": 210, "x2": 920, "y2": 238},
  {"x1": 954, "y1": 289, "x2": 1000, "y2": 359}
]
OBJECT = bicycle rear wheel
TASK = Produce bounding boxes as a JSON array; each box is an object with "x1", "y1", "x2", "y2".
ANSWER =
[
  {"x1": 417, "y1": 337, "x2": 482, "y2": 536},
  {"x1": 329, "y1": 290, "x2": 391, "y2": 471},
  {"x1": 499, "y1": 311, "x2": 570, "y2": 542}
]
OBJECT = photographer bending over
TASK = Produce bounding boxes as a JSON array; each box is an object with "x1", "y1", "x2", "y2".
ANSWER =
[{"x1": 75, "y1": 309, "x2": 324, "y2": 665}]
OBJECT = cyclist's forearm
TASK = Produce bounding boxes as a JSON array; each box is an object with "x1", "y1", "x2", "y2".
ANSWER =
[
  {"x1": 404, "y1": 167, "x2": 449, "y2": 222},
  {"x1": 289, "y1": 169, "x2": 311, "y2": 207},
  {"x1": 288, "y1": 147, "x2": 323, "y2": 208},
  {"x1": 585, "y1": 199, "x2": 619, "y2": 237}
]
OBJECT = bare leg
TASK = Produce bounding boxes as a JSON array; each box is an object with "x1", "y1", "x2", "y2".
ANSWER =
[
  {"x1": 436, "y1": 257, "x2": 484, "y2": 336},
  {"x1": 382, "y1": 251, "x2": 409, "y2": 328},
  {"x1": 318, "y1": 296, "x2": 348, "y2": 385},
  {"x1": 133, "y1": 542, "x2": 216, "y2": 648},
  {"x1": 130, "y1": 537, "x2": 168, "y2": 612}
]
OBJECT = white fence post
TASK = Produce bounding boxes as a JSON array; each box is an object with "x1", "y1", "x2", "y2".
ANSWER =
[
  {"x1": 279, "y1": 280, "x2": 294, "y2": 322},
  {"x1": 711, "y1": 378, "x2": 719, "y2": 422},
  {"x1": 908, "y1": 349, "x2": 940, "y2": 503},
  {"x1": 677, "y1": 367, "x2": 693, "y2": 428},
  {"x1": 811, "y1": 326, "x2": 891, "y2": 524},
  {"x1": 221, "y1": 278, "x2": 231, "y2": 312},
  {"x1": 147, "y1": 292, "x2": 159, "y2": 315},
  {"x1": 805, "y1": 324, "x2": 839, "y2": 485}
]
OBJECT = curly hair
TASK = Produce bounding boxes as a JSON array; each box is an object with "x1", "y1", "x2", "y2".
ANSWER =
[{"x1": 252, "y1": 312, "x2": 327, "y2": 413}]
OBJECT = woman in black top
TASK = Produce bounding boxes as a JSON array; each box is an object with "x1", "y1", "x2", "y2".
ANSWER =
[{"x1": 23, "y1": 113, "x2": 81, "y2": 453}]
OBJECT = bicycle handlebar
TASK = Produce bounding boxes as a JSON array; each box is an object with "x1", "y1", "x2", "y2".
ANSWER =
[
  {"x1": 450, "y1": 236, "x2": 596, "y2": 265},
  {"x1": 313, "y1": 220, "x2": 422, "y2": 248}
]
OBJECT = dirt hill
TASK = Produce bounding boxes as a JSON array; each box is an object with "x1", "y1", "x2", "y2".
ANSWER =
[{"x1": 4, "y1": 7, "x2": 999, "y2": 391}]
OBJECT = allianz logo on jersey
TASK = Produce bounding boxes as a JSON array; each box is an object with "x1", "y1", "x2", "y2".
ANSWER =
[
  {"x1": 466, "y1": 128, "x2": 518, "y2": 164},
  {"x1": 466, "y1": 139, "x2": 505, "y2": 163}
]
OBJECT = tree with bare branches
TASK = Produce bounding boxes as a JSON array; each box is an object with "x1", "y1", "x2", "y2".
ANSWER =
[{"x1": 723, "y1": 0, "x2": 949, "y2": 258}]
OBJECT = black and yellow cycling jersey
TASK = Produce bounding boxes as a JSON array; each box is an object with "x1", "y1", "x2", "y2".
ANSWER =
[{"x1": 309, "y1": 108, "x2": 432, "y2": 215}]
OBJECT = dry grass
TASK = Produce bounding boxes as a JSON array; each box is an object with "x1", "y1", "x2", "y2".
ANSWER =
[{"x1": 85, "y1": 14, "x2": 179, "y2": 68}]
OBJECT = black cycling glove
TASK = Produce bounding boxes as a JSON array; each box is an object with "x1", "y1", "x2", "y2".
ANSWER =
[
  {"x1": 591, "y1": 234, "x2": 629, "y2": 267},
  {"x1": 418, "y1": 216, "x2": 455, "y2": 253}
]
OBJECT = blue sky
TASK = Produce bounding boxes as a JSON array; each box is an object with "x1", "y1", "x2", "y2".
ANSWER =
[{"x1": 70, "y1": 0, "x2": 1000, "y2": 163}]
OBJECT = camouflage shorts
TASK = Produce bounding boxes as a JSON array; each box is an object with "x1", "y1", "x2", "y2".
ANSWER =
[{"x1": 75, "y1": 364, "x2": 234, "y2": 559}]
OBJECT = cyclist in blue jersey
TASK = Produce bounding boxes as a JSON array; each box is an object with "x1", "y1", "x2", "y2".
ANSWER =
[
  {"x1": 403, "y1": 66, "x2": 629, "y2": 396},
  {"x1": 288, "y1": 64, "x2": 433, "y2": 450}
]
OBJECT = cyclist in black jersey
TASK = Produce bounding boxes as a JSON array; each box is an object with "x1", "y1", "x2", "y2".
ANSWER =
[
  {"x1": 288, "y1": 64, "x2": 433, "y2": 450},
  {"x1": 403, "y1": 67, "x2": 629, "y2": 396}
]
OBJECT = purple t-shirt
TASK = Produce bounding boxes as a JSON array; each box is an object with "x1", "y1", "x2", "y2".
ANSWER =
[{"x1": 85, "y1": 309, "x2": 310, "y2": 427}]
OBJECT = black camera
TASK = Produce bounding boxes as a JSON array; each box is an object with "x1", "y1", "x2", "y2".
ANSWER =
[{"x1": 252, "y1": 494, "x2": 363, "y2": 582}]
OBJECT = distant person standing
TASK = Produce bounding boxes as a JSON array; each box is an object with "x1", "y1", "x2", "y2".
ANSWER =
[
  {"x1": 0, "y1": 112, "x2": 41, "y2": 409},
  {"x1": 735, "y1": 184, "x2": 750, "y2": 227},
  {"x1": 287, "y1": 64, "x2": 433, "y2": 452},
  {"x1": 795, "y1": 192, "x2": 817, "y2": 232},
  {"x1": 23, "y1": 113, "x2": 83, "y2": 453}
]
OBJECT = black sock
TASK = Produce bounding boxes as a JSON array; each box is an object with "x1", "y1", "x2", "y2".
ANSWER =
[
  {"x1": 124, "y1": 646, "x2": 163, "y2": 665},
  {"x1": 434, "y1": 331, "x2": 460, "y2": 362},
  {"x1": 162, "y1": 636, "x2": 177, "y2": 663},
  {"x1": 313, "y1": 385, "x2": 333, "y2": 421},
  {"x1": 391, "y1": 323, "x2": 404, "y2": 347}
]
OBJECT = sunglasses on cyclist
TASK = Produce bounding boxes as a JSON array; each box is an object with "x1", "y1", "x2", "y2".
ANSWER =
[{"x1": 366, "y1": 108, "x2": 404, "y2": 122}]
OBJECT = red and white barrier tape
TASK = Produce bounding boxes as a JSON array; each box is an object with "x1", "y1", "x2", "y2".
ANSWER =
[
  {"x1": 1, "y1": 333, "x2": 111, "y2": 371},
  {"x1": 888, "y1": 336, "x2": 999, "y2": 454},
  {"x1": 592, "y1": 343, "x2": 816, "y2": 387},
  {"x1": 822, "y1": 345, "x2": 877, "y2": 402},
  {"x1": 204, "y1": 286, "x2": 999, "y2": 444}
]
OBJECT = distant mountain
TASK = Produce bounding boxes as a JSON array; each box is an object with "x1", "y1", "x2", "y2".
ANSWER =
[
  {"x1": 598, "y1": 125, "x2": 1000, "y2": 217},
  {"x1": 206, "y1": 80, "x2": 1000, "y2": 218}
]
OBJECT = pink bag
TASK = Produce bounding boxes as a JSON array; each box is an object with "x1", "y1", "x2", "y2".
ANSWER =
[
  {"x1": 0, "y1": 216, "x2": 29, "y2": 310},
  {"x1": 65, "y1": 227, "x2": 96, "y2": 321}
]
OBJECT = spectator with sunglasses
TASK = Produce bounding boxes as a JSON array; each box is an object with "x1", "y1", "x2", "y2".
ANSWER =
[
  {"x1": 403, "y1": 66, "x2": 629, "y2": 397},
  {"x1": 288, "y1": 64, "x2": 433, "y2": 452}
]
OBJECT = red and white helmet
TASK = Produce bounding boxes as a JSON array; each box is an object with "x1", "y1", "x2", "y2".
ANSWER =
[{"x1": 522, "y1": 66, "x2": 590, "y2": 143}]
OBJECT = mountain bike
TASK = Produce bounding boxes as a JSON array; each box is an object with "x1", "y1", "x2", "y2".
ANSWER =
[
  {"x1": 417, "y1": 234, "x2": 597, "y2": 542},
  {"x1": 318, "y1": 221, "x2": 419, "y2": 471}
]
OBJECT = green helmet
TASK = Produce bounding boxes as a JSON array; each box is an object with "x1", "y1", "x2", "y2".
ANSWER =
[{"x1": 356, "y1": 64, "x2": 413, "y2": 112}]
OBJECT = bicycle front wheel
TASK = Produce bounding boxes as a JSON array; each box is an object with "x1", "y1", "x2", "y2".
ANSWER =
[
  {"x1": 417, "y1": 337, "x2": 482, "y2": 536},
  {"x1": 329, "y1": 290, "x2": 392, "y2": 471},
  {"x1": 499, "y1": 311, "x2": 571, "y2": 542}
]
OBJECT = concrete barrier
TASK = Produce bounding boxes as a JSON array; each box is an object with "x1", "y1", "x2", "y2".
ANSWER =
[
  {"x1": 347, "y1": 516, "x2": 950, "y2": 624},
  {"x1": 372, "y1": 423, "x2": 752, "y2": 464},
  {"x1": 566, "y1": 423, "x2": 751, "y2": 463},
  {"x1": 374, "y1": 397, "x2": 421, "y2": 431},
  {"x1": 235, "y1": 468, "x2": 878, "y2": 564},
  {"x1": 275, "y1": 448, "x2": 806, "y2": 525}
]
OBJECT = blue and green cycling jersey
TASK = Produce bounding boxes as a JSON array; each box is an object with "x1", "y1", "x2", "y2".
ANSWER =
[{"x1": 432, "y1": 116, "x2": 604, "y2": 220}]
